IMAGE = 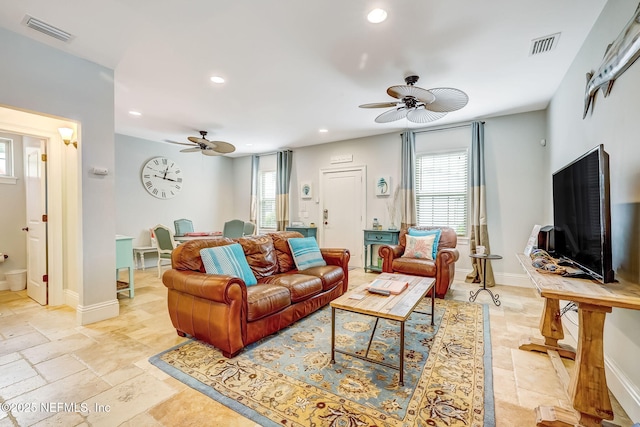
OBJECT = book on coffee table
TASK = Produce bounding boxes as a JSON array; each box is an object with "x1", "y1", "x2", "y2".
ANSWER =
[{"x1": 366, "y1": 278, "x2": 409, "y2": 295}]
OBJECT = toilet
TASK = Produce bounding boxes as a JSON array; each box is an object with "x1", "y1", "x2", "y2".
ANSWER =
[{"x1": 6, "y1": 269, "x2": 27, "y2": 291}]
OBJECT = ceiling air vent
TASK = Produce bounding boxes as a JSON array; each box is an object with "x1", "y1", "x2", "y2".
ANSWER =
[
  {"x1": 22, "y1": 15, "x2": 74, "y2": 43},
  {"x1": 529, "y1": 32, "x2": 560, "y2": 56}
]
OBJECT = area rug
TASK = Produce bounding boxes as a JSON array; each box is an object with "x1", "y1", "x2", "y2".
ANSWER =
[{"x1": 150, "y1": 298, "x2": 494, "y2": 427}]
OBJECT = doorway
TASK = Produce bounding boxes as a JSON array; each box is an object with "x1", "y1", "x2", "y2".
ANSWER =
[
  {"x1": 24, "y1": 137, "x2": 48, "y2": 305},
  {"x1": 319, "y1": 166, "x2": 366, "y2": 268}
]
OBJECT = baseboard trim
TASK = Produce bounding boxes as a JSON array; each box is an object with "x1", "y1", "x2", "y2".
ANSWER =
[
  {"x1": 64, "y1": 289, "x2": 79, "y2": 309},
  {"x1": 0, "y1": 280, "x2": 7, "y2": 291},
  {"x1": 76, "y1": 299, "x2": 119, "y2": 325},
  {"x1": 455, "y1": 269, "x2": 533, "y2": 288}
]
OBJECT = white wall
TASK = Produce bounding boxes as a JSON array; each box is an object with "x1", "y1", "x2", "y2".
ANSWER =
[
  {"x1": 0, "y1": 131, "x2": 26, "y2": 287},
  {"x1": 232, "y1": 112, "x2": 548, "y2": 284},
  {"x1": 547, "y1": 0, "x2": 640, "y2": 419},
  {"x1": 0, "y1": 27, "x2": 116, "y2": 323},
  {"x1": 114, "y1": 134, "x2": 235, "y2": 268}
]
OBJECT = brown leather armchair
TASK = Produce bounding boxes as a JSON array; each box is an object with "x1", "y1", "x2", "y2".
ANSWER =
[{"x1": 378, "y1": 226, "x2": 459, "y2": 298}]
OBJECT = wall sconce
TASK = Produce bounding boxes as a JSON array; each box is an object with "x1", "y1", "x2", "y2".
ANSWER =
[{"x1": 58, "y1": 127, "x2": 77, "y2": 148}]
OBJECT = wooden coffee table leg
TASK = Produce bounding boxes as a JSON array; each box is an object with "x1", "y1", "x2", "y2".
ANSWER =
[
  {"x1": 331, "y1": 307, "x2": 336, "y2": 364},
  {"x1": 399, "y1": 321, "x2": 405, "y2": 386}
]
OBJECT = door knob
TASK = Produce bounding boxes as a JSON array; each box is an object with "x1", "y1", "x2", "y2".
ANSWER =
[{"x1": 21, "y1": 227, "x2": 29, "y2": 231}]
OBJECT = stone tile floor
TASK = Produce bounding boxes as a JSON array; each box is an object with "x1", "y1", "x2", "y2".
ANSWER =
[{"x1": 0, "y1": 268, "x2": 633, "y2": 426}]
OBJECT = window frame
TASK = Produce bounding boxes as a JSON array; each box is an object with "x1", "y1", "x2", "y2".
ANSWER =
[
  {"x1": 414, "y1": 148, "x2": 470, "y2": 236},
  {"x1": 258, "y1": 169, "x2": 277, "y2": 231},
  {"x1": 0, "y1": 137, "x2": 17, "y2": 184}
]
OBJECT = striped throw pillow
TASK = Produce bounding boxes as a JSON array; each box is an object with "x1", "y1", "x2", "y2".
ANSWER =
[
  {"x1": 200, "y1": 243, "x2": 257, "y2": 286},
  {"x1": 288, "y1": 237, "x2": 327, "y2": 270}
]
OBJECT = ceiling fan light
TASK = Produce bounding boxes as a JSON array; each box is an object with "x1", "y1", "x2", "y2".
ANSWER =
[{"x1": 367, "y1": 9, "x2": 387, "y2": 24}]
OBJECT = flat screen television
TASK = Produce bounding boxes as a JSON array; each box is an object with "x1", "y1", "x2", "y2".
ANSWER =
[{"x1": 552, "y1": 144, "x2": 614, "y2": 283}]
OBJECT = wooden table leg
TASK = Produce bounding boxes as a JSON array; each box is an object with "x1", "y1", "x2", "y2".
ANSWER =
[
  {"x1": 519, "y1": 297, "x2": 576, "y2": 359},
  {"x1": 569, "y1": 303, "x2": 614, "y2": 426}
]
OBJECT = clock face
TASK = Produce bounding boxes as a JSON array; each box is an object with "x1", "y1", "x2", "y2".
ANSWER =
[{"x1": 141, "y1": 157, "x2": 183, "y2": 199}]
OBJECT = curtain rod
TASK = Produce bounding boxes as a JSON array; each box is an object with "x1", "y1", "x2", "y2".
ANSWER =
[{"x1": 413, "y1": 121, "x2": 485, "y2": 134}]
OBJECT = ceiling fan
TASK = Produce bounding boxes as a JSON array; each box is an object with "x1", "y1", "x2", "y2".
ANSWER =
[
  {"x1": 359, "y1": 75, "x2": 469, "y2": 124},
  {"x1": 168, "y1": 131, "x2": 236, "y2": 156}
]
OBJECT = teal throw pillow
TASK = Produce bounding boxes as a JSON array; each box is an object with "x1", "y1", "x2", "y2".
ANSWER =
[
  {"x1": 408, "y1": 228, "x2": 442, "y2": 259},
  {"x1": 288, "y1": 237, "x2": 327, "y2": 270},
  {"x1": 200, "y1": 243, "x2": 257, "y2": 286}
]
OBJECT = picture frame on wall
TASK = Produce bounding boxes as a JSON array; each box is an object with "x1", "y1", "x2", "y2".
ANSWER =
[
  {"x1": 301, "y1": 181, "x2": 312, "y2": 199},
  {"x1": 376, "y1": 176, "x2": 391, "y2": 196}
]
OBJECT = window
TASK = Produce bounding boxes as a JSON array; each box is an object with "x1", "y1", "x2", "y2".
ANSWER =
[
  {"x1": 0, "y1": 138, "x2": 13, "y2": 177},
  {"x1": 415, "y1": 149, "x2": 469, "y2": 235},
  {"x1": 259, "y1": 170, "x2": 277, "y2": 230}
]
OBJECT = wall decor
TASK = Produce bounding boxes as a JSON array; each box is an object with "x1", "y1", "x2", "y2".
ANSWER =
[
  {"x1": 376, "y1": 176, "x2": 391, "y2": 196},
  {"x1": 301, "y1": 181, "x2": 312, "y2": 199},
  {"x1": 583, "y1": 2, "x2": 640, "y2": 118}
]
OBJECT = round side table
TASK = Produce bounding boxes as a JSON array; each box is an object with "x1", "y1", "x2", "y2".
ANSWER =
[{"x1": 469, "y1": 253, "x2": 502, "y2": 306}]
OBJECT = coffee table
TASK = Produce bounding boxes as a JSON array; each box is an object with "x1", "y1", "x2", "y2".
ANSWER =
[{"x1": 330, "y1": 273, "x2": 435, "y2": 386}]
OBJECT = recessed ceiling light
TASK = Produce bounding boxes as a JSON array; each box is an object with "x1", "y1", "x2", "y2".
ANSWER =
[
  {"x1": 210, "y1": 76, "x2": 225, "y2": 84},
  {"x1": 319, "y1": 129, "x2": 328, "y2": 133},
  {"x1": 129, "y1": 111, "x2": 142, "y2": 116},
  {"x1": 367, "y1": 9, "x2": 387, "y2": 24}
]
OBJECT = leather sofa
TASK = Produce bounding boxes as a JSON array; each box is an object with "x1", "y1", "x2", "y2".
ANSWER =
[
  {"x1": 378, "y1": 226, "x2": 459, "y2": 298},
  {"x1": 162, "y1": 231, "x2": 350, "y2": 357}
]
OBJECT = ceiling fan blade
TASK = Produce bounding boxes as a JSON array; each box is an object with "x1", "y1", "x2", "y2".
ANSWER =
[
  {"x1": 359, "y1": 102, "x2": 399, "y2": 108},
  {"x1": 387, "y1": 85, "x2": 436, "y2": 103},
  {"x1": 423, "y1": 88, "x2": 469, "y2": 112},
  {"x1": 166, "y1": 139, "x2": 195, "y2": 146},
  {"x1": 406, "y1": 108, "x2": 448, "y2": 124},
  {"x1": 202, "y1": 148, "x2": 222, "y2": 156},
  {"x1": 180, "y1": 147, "x2": 202, "y2": 153},
  {"x1": 208, "y1": 141, "x2": 236, "y2": 154},
  {"x1": 188, "y1": 136, "x2": 209, "y2": 144},
  {"x1": 375, "y1": 108, "x2": 408, "y2": 123}
]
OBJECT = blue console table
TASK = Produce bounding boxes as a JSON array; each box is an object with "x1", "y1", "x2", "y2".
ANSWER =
[
  {"x1": 286, "y1": 226, "x2": 317, "y2": 239},
  {"x1": 363, "y1": 229, "x2": 399, "y2": 272}
]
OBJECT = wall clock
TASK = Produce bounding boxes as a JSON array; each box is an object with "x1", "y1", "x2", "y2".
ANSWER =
[{"x1": 141, "y1": 157, "x2": 183, "y2": 199}]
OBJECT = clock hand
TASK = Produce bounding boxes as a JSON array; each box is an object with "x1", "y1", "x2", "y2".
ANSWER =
[{"x1": 153, "y1": 174, "x2": 178, "y2": 182}]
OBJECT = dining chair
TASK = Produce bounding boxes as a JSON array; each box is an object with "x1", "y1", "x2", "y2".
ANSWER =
[
  {"x1": 243, "y1": 221, "x2": 256, "y2": 236},
  {"x1": 223, "y1": 219, "x2": 245, "y2": 238},
  {"x1": 152, "y1": 224, "x2": 178, "y2": 278},
  {"x1": 174, "y1": 218, "x2": 194, "y2": 236}
]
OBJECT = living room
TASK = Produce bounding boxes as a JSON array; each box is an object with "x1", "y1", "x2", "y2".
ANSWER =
[{"x1": 0, "y1": 0, "x2": 639, "y2": 425}]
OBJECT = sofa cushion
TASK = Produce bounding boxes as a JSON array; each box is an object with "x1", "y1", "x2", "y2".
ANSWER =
[
  {"x1": 200, "y1": 244, "x2": 257, "y2": 286},
  {"x1": 402, "y1": 234, "x2": 437, "y2": 260},
  {"x1": 259, "y1": 274, "x2": 323, "y2": 303},
  {"x1": 288, "y1": 237, "x2": 327, "y2": 270},
  {"x1": 269, "y1": 231, "x2": 304, "y2": 273},
  {"x1": 171, "y1": 238, "x2": 236, "y2": 272},
  {"x1": 236, "y1": 234, "x2": 279, "y2": 279},
  {"x1": 246, "y1": 284, "x2": 292, "y2": 321},
  {"x1": 408, "y1": 228, "x2": 441, "y2": 259},
  {"x1": 392, "y1": 257, "x2": 437, "y2": 277},
  {"x1": 299, "y1": 265, "x2": 345, "y2": 291}
]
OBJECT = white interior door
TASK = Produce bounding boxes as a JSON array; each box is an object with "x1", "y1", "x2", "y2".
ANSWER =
[
  {"x1": 24, "y1": 138, "x2": 47, "y2": 305},
  {"x1": 320, "y1": 167, "x2": 365, "y2": 267}
]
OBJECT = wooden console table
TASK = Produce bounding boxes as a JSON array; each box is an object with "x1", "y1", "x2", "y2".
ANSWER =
[{"x1": 516, "y1": 253, "x2": 640, "y2": 427}]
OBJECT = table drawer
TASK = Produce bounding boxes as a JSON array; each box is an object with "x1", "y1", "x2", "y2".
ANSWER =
[{"x1": 364, "y1": 231, "x2": 395, "y2": 243}]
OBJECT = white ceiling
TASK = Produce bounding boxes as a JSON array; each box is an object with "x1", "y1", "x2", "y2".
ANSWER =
[{"x1": 0, "y1": 0, "x2": 608, "y2": 156}]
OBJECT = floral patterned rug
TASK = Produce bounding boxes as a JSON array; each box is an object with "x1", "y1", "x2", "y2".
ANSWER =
[{"x1": 150, "y1": 298, "x2": 494, "y2": 427}]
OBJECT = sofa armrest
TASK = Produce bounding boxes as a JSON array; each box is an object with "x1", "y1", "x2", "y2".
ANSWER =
[
  {"x1": 163, "y1": 269, "x2": 247, "y2": 304},
  {"x1": 434, "y1": 247, "x2": 460, "y2": 297},
  {"x1": 320, "y1": 248, "x2": 350, "y2": 268},
  {"x1": 378, "y1": 244, "x2": 404, "y2": 273},
  {"x1": 162, "y1": 269, "x2": 248, "y2": 357},
  {"x1": 437, "y1": 247, "x2": 460, "y2": 266}
]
